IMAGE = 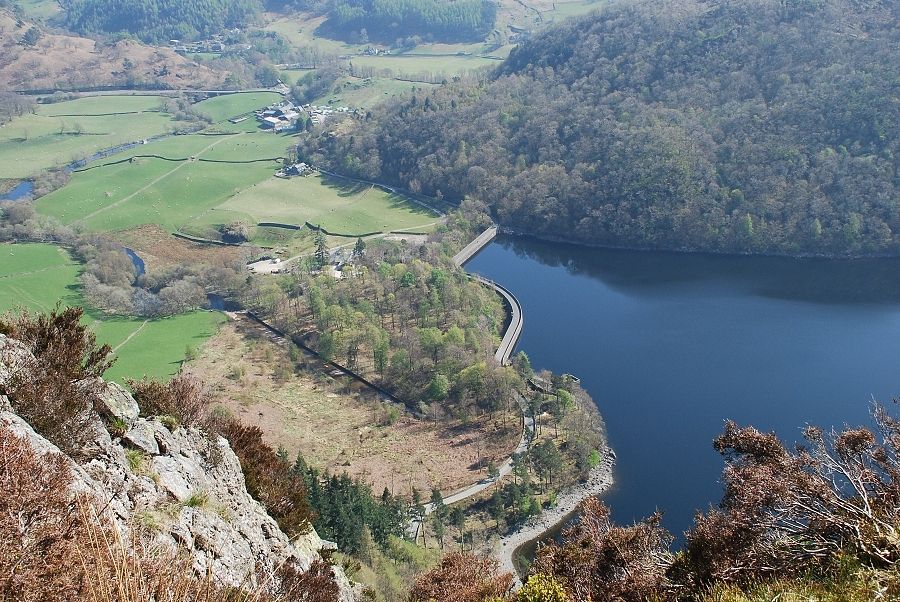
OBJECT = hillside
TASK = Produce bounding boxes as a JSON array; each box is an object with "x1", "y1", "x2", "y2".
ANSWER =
[
  {"x1": 302, "y1": 0, "x2": 900, "y2": 257},
  {"x1": 63, "y1": 0, "x2": 262, "y2": 43},
  {"x1": 0, "y1": 11, "x2": 225, "y2": 91},
  {"x1": 0, "y1": 323, "x2": 356, "y2": 600},
  {"x1": 320, "y1": 0, "x2": 497, "y2": 43}
]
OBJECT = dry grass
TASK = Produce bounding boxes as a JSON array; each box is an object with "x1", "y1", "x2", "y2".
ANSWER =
[
  {"x1": 113, "y1": 225, "x2": 250, "y2": 272},
  {"x1": 185, "y1": 316, "x2": 520, "y2": 497},
  {"x1": 0, "y1": 13, "x2": 223, "y2": 91}
]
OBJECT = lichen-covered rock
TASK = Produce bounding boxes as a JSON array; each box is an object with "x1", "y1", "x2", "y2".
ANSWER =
[
  {"x1": 0, "y1": 334, "x2": 31, "y2": 389},
  {"x1": 0, "y1": 350, "x2": 357, "y2": 601},
  {"x1": 94, "y1": 379, "x2": 140, "y2": 427},
  {"x1": 123, "y1": 420, "x2": 159, "y2": 455}
]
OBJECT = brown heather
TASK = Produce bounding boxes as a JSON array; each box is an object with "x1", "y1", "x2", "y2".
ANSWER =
[
  {"x1": 214, "y1": 419, "x2": 314, "y2": 540},
  {"x1": 129, "y1": 373, "x2": 210, "y2": 428},
  {"x1": 0, "y1": 306, "x2": 114, "y2": 457},
  {"x1": 408, "y1": 552, "x2": 514, "y2": 602},
  {"x1": 0, "y1": 415, "x2": 337, "y2": 602}
]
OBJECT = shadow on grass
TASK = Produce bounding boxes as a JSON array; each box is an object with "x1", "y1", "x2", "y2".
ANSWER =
[
  {"x1": 319, "y1": 174, "x2": 439, "y2": 220},
  {"x1": 321, "y1": 174, "x2": 370, "y2": 197}
]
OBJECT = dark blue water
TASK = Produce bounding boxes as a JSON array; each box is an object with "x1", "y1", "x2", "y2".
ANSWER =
[
  {"x1": 124, "y1": 248, "x2": 145, "y2": 279},
  {"x1": 0, "y1": 180, "x2": 33, "y2": 201},
  {"x1": 467, "y1": 235, "x2": 900, "y2": 539}
]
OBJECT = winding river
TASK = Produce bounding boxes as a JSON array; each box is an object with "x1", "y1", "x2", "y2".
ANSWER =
[{"x1": 467, "y1": 234, "x2": 900, "y2": 539}]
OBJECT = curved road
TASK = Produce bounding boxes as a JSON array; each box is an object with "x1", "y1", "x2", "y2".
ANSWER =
[{"x1": 409, "y1": 227, "x2": 531, "y2": 539}]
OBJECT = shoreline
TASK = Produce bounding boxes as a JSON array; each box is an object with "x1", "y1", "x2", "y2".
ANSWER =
[
  {"x1": 456, "y1": 224, "x2": 617, "y2": 583},
  {"x1": 493, "y1": 446, "x2": 616, "y2": 584},
  {"x1": 497, "y1": 226, "x2": 900, "y2": 261}
]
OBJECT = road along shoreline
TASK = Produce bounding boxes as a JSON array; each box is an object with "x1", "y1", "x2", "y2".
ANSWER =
[
  {"x1": 493, "y1": 449, "x2": 616, "y2": 582},
  {"x1": 456, "y1": 226, "x2": 616, "y2": 584}
]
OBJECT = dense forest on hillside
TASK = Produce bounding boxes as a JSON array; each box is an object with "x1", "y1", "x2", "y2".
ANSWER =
[
  {"x1": 303, "y1": 0, "x2": 900, "y2": 257},
  {"x1": 59, "y1": 0, "x2": 494, "y2": 44},
  {"x1": 62, "y1": 0, "x2": 262, "y2": 42},
  {"x1": 321, "y1": 0, "x2": 497, "y2": 43}
]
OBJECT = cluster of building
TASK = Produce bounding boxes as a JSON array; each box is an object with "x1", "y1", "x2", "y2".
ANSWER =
[
  {"x1": 305, "y1": 104, "x2": 353, "y2": 125},
  {"x1": 251, "y1": 100, "x2": 359, "y2": 133},
  {"x1": 276, "y1": 162, "x2": 313, "y2": 177},
  {"x1": 168, "y1": 34, "x2": 250, "y2": 55},
  {"x1": 256, "y1": 100, "x2": 302, "y2": 132}
]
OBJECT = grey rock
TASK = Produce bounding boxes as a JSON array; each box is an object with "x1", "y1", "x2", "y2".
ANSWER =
[
  {"x1": 95, "y1": 380, "x2": 140, "y2": 426},
  {"x1": 0, "y1": 334, "x2": 31, "y2": 389},
  {"x1": 151, "y1": 455, "x2": 193, "y2": 502},
  {"x1": 123, "y1": 420, "x2": 160, "y2": 455},
  {"x1": 0, "y1": 351, "x2": 359, "y2": 601}
]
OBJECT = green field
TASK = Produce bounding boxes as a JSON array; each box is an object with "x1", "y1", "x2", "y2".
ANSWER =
[
  {"x1": 16, "y1": 0, "x2": 61, "y2": 20},
  {"x1": 38, "y1": 96, "x2": 165, "y2": 116},
  {"x1": 0, "y1": 243, "x2": 224, "y2": 383},
  {"x1": 542, "y1": 0, "x2": 603, "y2": 20},
  {"x1": 205, "y1": 172, "x2": 439, "y2": 237},
  {"x1": 352, "y1": 54, "x2": 500, "y2": 78},
  {"x1": 265, "y1": 13, "x2": 358, "y2": 56},
  {"x1": 34, "y1": 131, "x2": 294, "y2": 233},
  {"x1": 0, "y1": 96, "x2": 184, "y2": 179},
  {"x1": 266, "y1": 12, "x2": 512, "y2": 63},
  {"x1": 193, "y1": 92, "x2": 284, "y2": 122},
  {"x1": 313, "y1": 76, "x2": 438, "y2": 108}
]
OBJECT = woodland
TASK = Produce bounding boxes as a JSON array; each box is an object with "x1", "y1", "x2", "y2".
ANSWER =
[{"x1": 302, "y1": 0, "x2": 900, "y2": 257}]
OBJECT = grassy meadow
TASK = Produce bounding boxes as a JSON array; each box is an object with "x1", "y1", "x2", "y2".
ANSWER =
[
  {"x1": 34, "y1": 131, "x2": 294, "y2": 232},
  {"x1": 15, "y1": 0, "x2": 61, "y2": 20},
  {"x1": 351, "y1": 53, "x2": 501, "y2": 79},
  {"x1": 0, "y1": 95, "x2": 184, "y2": 179},
  {"x1": 193, "y1": 92, "x2": 284, "y2": 122},
  {"x1": 310, "y1": 76, "x2": 438, "y2": 109},
  {"x1": 210, "y1": 172, "x2": 439, "y2": 236},
  {"x1": 265, "y1": 13, "x2": 357, "y2": 56},
  {"x1": 0, "y1": 243, "x2": 224, "y2": 384}
]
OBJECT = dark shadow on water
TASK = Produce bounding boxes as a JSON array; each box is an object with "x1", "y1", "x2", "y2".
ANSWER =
[
  {"x1": 468, "y1": 234, "x2": 900, "y2": 548},
  {"x1": 499, "y1": 235, "x2": 900, "y2": 305}
]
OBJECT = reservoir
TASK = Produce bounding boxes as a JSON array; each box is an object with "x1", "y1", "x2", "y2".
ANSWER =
[{"x1": 467, "y1": 234, "x2": 900, "y2": 539}]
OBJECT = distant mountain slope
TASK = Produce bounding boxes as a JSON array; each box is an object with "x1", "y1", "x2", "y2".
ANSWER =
[
  {"x1": 303, "y1": 0, "x2": 899, "y2": 257},
  {"x1": 320, "y1": 0, "x2": 497, "y2": 43},
  {"x1": 0, "y1": 11, "x2": 225, "y2": 91},
  {"x1": 62, "y1": 0, "x2": 262, "y2": 43}
]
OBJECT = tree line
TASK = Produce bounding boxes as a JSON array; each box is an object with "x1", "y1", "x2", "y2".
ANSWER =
[
  {"x1": 0, "y1": 92, "x2": 34, "y2": 126},
  {"x1": 241, "y1": 233, "x2": 522, "y2": 417},
  {"x1": 62, "y1": 0, "x2": 263, "y2": 43},
  {"x1": 321, "y1": 0, "x2": 496, "y2": 43},
  {"x1": 301, "y1": 0, "x2": 900, "y2": 257},
  {"x1": 290, "y1": 452, "x2": 407, "y2": 555},
  {"x1": 0, "y1": 202, "x2": 250, "y2": 317}
]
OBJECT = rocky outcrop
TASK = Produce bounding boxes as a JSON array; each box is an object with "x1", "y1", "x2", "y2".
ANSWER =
[
  {"x1": 95, "y1": 379, "x2": 141, "y2": 427},
  {"x1": 0, "y1": 334, "x2": 356, "y2": 600},
  {"x1": 0, "y1": 334, "x2": 29, "y2": 390}
]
